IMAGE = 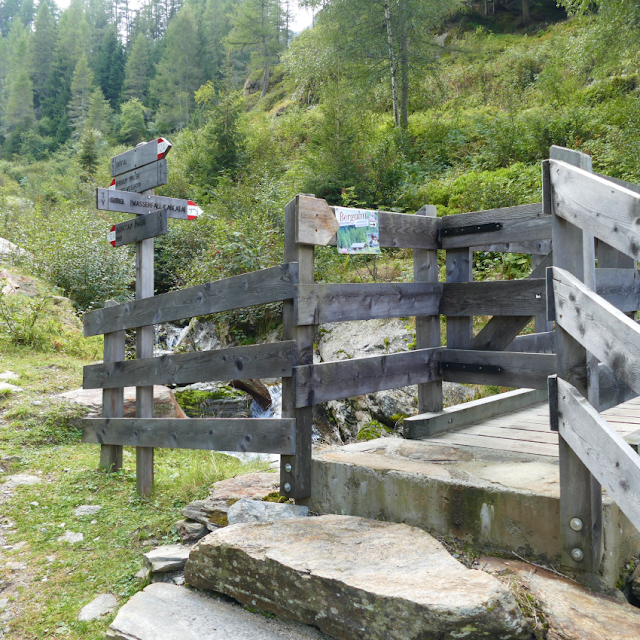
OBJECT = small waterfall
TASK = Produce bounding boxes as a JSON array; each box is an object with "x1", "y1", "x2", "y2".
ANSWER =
[
  {"x1": 250, "y1": 384, "x2": 282, "y2": 419},
  {"x1": 154, "y1": 323, "x2": 190, "y2": 356}
]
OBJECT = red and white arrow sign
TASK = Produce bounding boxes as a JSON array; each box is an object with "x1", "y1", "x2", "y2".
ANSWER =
[
  {"x1": 157, "y1": 138, "x2": 171, "y2": 158},
  {"x1": 108, "y1": 225, "x2": 116, "y2": 247},
  {"x1": 187, "y1": 201, "x2": 203, "y2": 220},
  {"x1": 110, "y1": 138, "x2": 173, "y2": 178}
]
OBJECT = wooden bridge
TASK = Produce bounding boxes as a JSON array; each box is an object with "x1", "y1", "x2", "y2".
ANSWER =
[{"x1": 81, "y1": 145, "x2": 640, "y2": 577}]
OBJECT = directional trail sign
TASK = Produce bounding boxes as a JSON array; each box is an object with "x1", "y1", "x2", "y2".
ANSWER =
[
  {"x1": 109, "y1": 159, "x2": 167, "y2": 193},
  {"x1": 107, "y1": 209, "x2": 168, "y2": 247},
  {"x1": 111, "y1": 138, "x2": 172, "y2": 177},
  {"x1": 97, "y1": 188, "x2": 203, "y2": 220}
]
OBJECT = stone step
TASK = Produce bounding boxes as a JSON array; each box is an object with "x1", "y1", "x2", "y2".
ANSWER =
[
  {"x1": 185, "y1": 514, "x2": 530, "y2": 640},
  {"x1": 106, "y1": 582, "x2": 330, "y2": 640}
]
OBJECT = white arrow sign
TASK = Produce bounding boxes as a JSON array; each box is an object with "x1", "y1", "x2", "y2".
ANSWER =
[
  {"x1": 111, "y1": 138, "x2": 172, "y2": 177},
  {"x1": 187, "y1": 201, "x2": 203, "y2": 220}
]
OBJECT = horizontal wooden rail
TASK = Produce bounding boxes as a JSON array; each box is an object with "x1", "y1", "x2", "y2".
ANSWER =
[
  {"x1": 440, "y1": 203, "x2": 549, "y2": 249},
  {"x1": 469, "y1": 239, "x2": 551, "y2": 255},
  {"x1": 550, "y1": 266, "x2": 640, "y2": 395},
  {"x1": 554, "y1": 377, "x2": 640, "y2": 533},
  {"x1": 595, "y1": 268, "x2": 640, "y2": 313},
  {"x1": 550, "y1": 159, "x2": 640, "y2": 260},
  {"x1": 440, "y1": 349, "x2": 556, "y2": 389},
  {"x1": 599, "y1": 364, "x2": 637, "y2": 411},
  {"x1": 441, "y1": 279, "x2": 545, "y2": 317},
  {"x1": 404, "y1": 388, "x2": 547, "y2": 439},
  {"x1": 84, "y1": 263, "x2": 298, "y2": 336},
  {"x1": 327, "y1": 209, "x2": 440, "y2": 249},
  {"x1": 84, "y1": 341, "x2": 295, "y2": 389},
  {"x1": 293, "y1": 347, "x2": 441, "y2": 407},
  {"x1": 82, "y1": 418, "x2": 296, "y2": 454},
  {"x1": 506, "y1": 331, "x2": 555, "y2": 354},
  {"x1": 296, "y1": 283, "x2": 441, "y2": 325}
]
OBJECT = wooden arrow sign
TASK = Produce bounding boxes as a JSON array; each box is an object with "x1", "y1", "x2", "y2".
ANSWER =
[
  {"x1": 108, "y1": 210, "x2": 168, "y2": 247},
  {"x1": 97, "y1": 188, "x2": 202, "y2": 220},
  {"x1": 109, "y1": 159, "x2": 167, "y2": 193},
  {"x1": 111, "y1": 138, "x2": 172, "y2": 177}
]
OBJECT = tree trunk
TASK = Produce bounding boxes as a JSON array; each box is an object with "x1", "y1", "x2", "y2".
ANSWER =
[
  {"x1": 399, "y1": 7, "x2": 409, "y2": 129},
  {"x1": 261, "y1": 55, "x2": 269, "y2": 98},
  {"x1": 230, "y1": 379, "x2": 272, "y2": 411},
  {"x1": 522, "y1": 0, "x2": 531, "y2": 23},
  {"x1": 383, "y1": 0, "x2": 400, "y2": 128}
]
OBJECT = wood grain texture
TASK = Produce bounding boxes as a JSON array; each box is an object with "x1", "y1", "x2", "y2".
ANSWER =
[
  {"x1": 404, "y1": 388, "x2": 547, "y2": 439},
  {"x1": 506, "y1": 331, "x2": 555, "y2": 354},
  {"x1": 470, "y1": 252, "x2": 553, "y2": 351},
  {"x1": 441, "y1": 279, "x2": 546, "y2": 316},
  {"x1": 440, "y1": 203, "x2": 549, "y2": 249},
  {"x1": 83, "y1": 264, "x2": 298, "y2": 336},
  {"x1": 96, "y1": 188, "x2": 193, "y2": 220},
  {"x1": 557, "y1": 377, "x2": 640, "y2": 534},
  {"x1": 427, "y1": 432, "x2": 558, "y2": 457},
  {"x1": 468, "y1": 240, "x2": 551, "y2": 255},
  {"x1": 296, "y1": 195, "x2": 340, "y2": 246},
  {"x1": 595, "y1": 268, "x2": 640, "y2": 312},
  {"x1": 113, "y1": 159, "x2": 167, "y2": 192},
  {"x1": 295, "y1": 282, "x2": 441, "y2": 325},
  {"x1": 550, "y1": 145, "x2": 592, "y2": 171},
  {"x1": 550, "y1": 159, "x2": 640, "y2": 260},
  {"x1": 84, "y1": 341, "x2": 296, "y2": 389},
  {"x1": 440, "y1": 349, "x2": 556, "y2": 389},
  {"x1": 414, "y1": 205, "x2": 443, "y2": 414},
  {"x1": 293, "y1": 347, "x2": 442, "y2": 407},
  {"x1": 99, "y1": 299, "x2": 124, "y2": 472},
  {"x1": 446, "y1": 248, "x2": 472, "y2": 349},
  {"x1": 82, "y1": 418, "x2": 296, "y2": 454},
  {"x1": 281, "y1": 197, "x2": 314, "y2": 499},
  {"x1": 110, "y1": 209, "x2": 167, "y2": 247},
  {"x1": 552, "y1": 266, "x2": 640, "y2": 396}
]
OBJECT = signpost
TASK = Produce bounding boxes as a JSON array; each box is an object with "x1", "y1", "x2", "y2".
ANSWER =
[
  {"x1": 98, "y1": 137, "x2": 202, "y2": 496},
  {"x1": 109, "y1": 159, "x2": 167, "y2": 193},
  {"x1": 96, "y1": 188, "x2": 202, "y2": 220},
  {"x1": 108, "y1": 209, "x2": 167, "y2": 247},
  {"x1": 111, "y1": 138, "x2": 172, "y2": 176}
]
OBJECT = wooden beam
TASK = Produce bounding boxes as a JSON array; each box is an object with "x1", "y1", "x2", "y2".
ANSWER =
[
  {"x1": 506, "y1": 331, "x2": 555, "y2": 354},
  {"x1": 440, "y1": 203, "x2": 549, "y2": 249},
  {"x1": 327, "y1": 209, "x2": 440, "y2": 249},
  {"x1": 556, "y1": 377, "x2": 640, "y2": 534},
  {"x1": 84, "y1": 341, "x2": 296, "y2": 390},
  {"x1": 281, "y1": 197, "x2": 315, "y2": 499},
  {"x1": 109, "y1": 209, "x2": 167, "y2": 247},
  {"x1": 83, "y1": 264, "x2": 298, "y2": 336},
  {"x1": 99, "y1": 299, "x2": 124, "y2": 472},
  {"x1": 439, "y1": 349, "x2": 556, "y2": 389},
  {"x1": 446, "y1": 248, "x2": 472, "y2": 349},
  {"x1": 470, "y1": 252, "x2": 553, "y2": 351},
  {"x1": 404, "y1": 388, "x2": 547, "y2": 439},
  {"x1": 293, "y1": 347, "x2": 442, "y2": 407},
  {"x1": 82, "y1": 418, "x2": 296, "y2": 455},
  {"x1": 469, "y1": 239, "x2": 551, "y2": 255},
  {"x1": 599, "y1": 364, "x2": 637, "y2": 411},
  {"x1": 440, "y1": 279, "x2": 545, "y2": 317},
  {"x1": 296, "y1": 282, "x2": 441, "y2": 325},
  {"x1": 550, "y1": 159, "x2": 640, "y2": 260},
  {"x1": 551, "y1": 266, "x2": 640, "y2": 396},
  {"x1": 296, "y1": 195, "x2": 340, "y2": 246},
  {"x1": 595, "y1": 268, "x2": 640, "y2": 313},
  {"x1": 414, "y1": 205, "x2": 443, "y2": 414}
]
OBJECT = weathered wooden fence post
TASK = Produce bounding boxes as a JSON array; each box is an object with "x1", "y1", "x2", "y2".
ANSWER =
[
  {"x1": 100, "y1": 299, "x2": 124, "y2": 471},
  {"x1": 281, "y1": 195, "x2": 314, "y2": 499},
  {"x1": 415, "y1": 205, "x2": 442, "y2": 413},
  {"x1": 547, "y1": 145, "x2": 602, "y2": 571},
  {"x1": 136, "y1": 196, "x2": 155, "y2": 496},
  {"x1": 445, "y1": 248, "x2": 472, "y2": 350}
]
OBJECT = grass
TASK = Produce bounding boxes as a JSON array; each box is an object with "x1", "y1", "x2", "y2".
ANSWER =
[{"x1": 0, "y1": 348, "x2": 273, "y2": 640}]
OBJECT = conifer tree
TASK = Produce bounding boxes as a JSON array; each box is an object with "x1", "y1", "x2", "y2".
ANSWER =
[
  {"x1": 30, "y1": 0, "x2": 57, "y2": 114},
  {"x1": 68, "y1": 54, "x2": 95, "y2": 138},
  {"x1": 119, "y1": 97, "x2": 147, "y2": 144},
  {"x1": 123, "y1": 32, "x2": 150, "y2": 102},
  {"x1": 151, "y1": 5, "x2": 203, "y2": 130},
  {"x1": 86, "y1": 87, "x2": 113, "y2": 136},
  {"x1": 93, "y1": 28, "x2": 125, "y2": 108}
]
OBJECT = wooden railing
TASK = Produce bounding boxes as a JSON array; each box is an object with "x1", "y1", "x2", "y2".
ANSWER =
[
  {"x1": 545, "y1": 145, "x2": 640, "y2": 573},
  {"x1": 83, "y1": 154, "x2": 640, "y2": 514}
]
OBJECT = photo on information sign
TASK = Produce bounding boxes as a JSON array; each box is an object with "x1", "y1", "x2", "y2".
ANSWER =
[{"x1": 335, "y1": 207, "x2": 381, "y2": 255}]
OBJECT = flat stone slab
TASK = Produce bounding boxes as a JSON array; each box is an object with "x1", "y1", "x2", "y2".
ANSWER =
[
  {"x1": 0, "y1": 382, "x2": 23, "y2": 393},
  {"x1": 2, "y1": 474, "x2": 41, "y2": 489},
  {"x1": 74, "y1": 505, "x2": 102, "y2": 517},
  {"x1": 106, "y1": 583, "x2": 329, "y2": 639},
  {"x1": 78, "y1": 593, "x2": 117, "y2": 621},
  {"x1": 481, "y1": 557, "x2": 640, "y2": 639},
  {"x1": 227, "y1": 498, "x2": 309, "y2": 525},
  {"x1": 143, "y1": 544, "x2": 191, "y2": 573},
  {"x1": 185, "y1": 514, "x2": 529, "y2": 640}
]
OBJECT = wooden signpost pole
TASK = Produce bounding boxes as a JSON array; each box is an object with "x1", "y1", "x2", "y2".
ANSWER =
[{"x1": 136, "y1": 187, "x2": 156, "y2": 496}]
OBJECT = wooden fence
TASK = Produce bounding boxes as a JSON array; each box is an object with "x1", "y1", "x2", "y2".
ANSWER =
[{"x1": 81, "y1": 148, "x2": 640, "y2": 532}]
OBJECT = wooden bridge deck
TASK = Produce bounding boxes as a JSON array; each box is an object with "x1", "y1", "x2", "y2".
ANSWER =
[{"x1": 425, "y1": 395, "x2": 640, "y2": 458}]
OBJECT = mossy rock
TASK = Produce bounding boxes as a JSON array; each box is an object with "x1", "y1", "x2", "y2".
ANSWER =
[{"x1": 356, "y1": 420, "x2": 393, "y2": 442}]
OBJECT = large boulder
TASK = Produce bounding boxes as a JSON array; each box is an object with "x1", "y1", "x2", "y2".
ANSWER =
[
  {"x1": 185, "y1": 515, "x2": 530, "y2": 640},
  {"x1": 316, "y1": 319, "x2": 474, "y2": 441},
  {"x1": 58, "y1": 386, "x2": 187, "y2": 419}
]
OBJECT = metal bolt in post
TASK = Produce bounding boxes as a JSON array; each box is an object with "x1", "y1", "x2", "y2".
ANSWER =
[
  {"x1": 570, "y1": 518, "x2": 583, "y2": 531},
  {"x1": 284, "y1": 463, "x2": 292, "y2": 473},
  {"x1": 571, "y1": 548, "x2": 584, "y2": 562},
  {"x1": 284, "y1": 483, "x2": 292, "y2": 492}
]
